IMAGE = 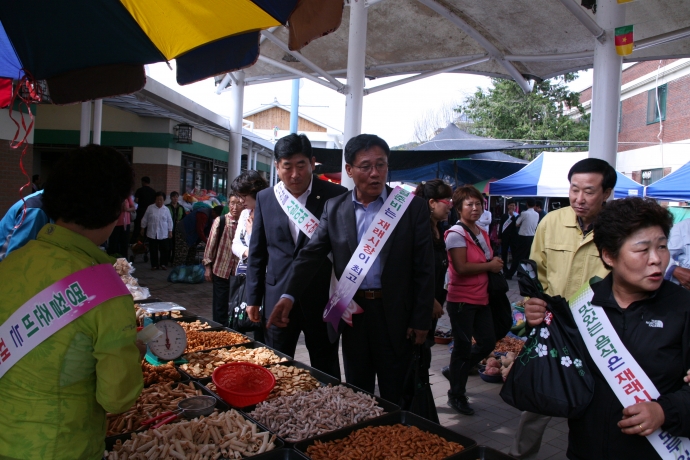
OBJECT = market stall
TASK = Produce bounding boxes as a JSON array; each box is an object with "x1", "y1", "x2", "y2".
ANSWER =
[
  {"x1": 645, "y1": 160, "x2": 690, "y2": 202},
  {"x1": 108, "y1": 260, "x2": 513, "y2": 459}
]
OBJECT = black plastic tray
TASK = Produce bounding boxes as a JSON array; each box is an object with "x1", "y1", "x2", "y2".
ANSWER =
[
  {"x1": 106, "y1": 381, "x2": 228, "y2": 440},
  {"x1": 133, "y1": 297, "x2": 163, "y2": 304},
  {"x1": 177, "y1": 341, "x2": 292, "y2": 380},
  {"x1": 294, "y1": 411, "x2": 476, "y2": 458},
  {"x1": 451, "y1": 445, "x2": 516, "y2": 459},
  {"x1": 252, "y1": 448, "x2": 310, "y2": 460},
  {"x1": 104, "y1": 383, "x2": 282, "y2": 459},
  {"x1": 243, "y1": 381, "x2": 401, "y2": 446}
]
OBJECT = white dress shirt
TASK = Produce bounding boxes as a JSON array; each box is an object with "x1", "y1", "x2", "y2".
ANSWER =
[
  {"x1": 284, "y1": 177, "x2": 313, "y2": 244},
  {"x1": 141, "y1": 204, "x2": 173, "y2": 239},
  {"x1": 477, "y1": 210, "x2": 492, "y2": 233},
  {"x1": 516, "y1": 208, "x2": 540, "y2": 236}
]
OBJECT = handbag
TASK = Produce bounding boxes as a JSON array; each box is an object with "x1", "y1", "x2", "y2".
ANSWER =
[
  {"x1": 500, "y1": 260, "x2": 595, "y2": 418},
  {"x1": 228, "y1": 274, "x2": 262, "y2": 332},
  {"x1": 399, "y1": 343, "x2": 439, "y2": 423},
  {"x1": 458, "y1": 222, "x2": 511, "y2": 339}
]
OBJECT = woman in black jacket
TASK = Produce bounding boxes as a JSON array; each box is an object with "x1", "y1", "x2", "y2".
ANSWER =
[{"x1": 526, "y1": 197, "x2": 690, "y2": 459}]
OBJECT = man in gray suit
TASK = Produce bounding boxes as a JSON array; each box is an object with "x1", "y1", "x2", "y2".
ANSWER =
[
  {"x1": 268, "y1": 134, "x2": 435, "y2": 404},
  {"x1": 245, "y1": 134, "x2": 346, "y2": 379}
]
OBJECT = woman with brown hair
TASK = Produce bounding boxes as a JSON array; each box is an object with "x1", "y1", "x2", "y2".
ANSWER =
[{"x1": 444, "y1": 185, "x2": 504, "y2": 415}]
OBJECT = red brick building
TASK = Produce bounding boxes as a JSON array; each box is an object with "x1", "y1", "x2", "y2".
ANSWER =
[{"x1": 580, "y1": 58, "x2": 690, "y2": 184}]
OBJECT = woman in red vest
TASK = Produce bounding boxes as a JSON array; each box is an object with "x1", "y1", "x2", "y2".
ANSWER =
[{"x1": 444, "y1": 185, "x2": 504, "y2": 416}]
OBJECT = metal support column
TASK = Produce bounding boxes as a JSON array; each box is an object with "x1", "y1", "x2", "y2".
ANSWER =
[
  {"x1": 588, "y1": 0, "x2": 626, "y2": 167},
  {"x1": 228, "y1": 71, "x2": 245, "y2": 184},
  {"x1": 341, "y1": 0, "x2": 368, "y2": 190},
  {"x1": 92, "y1": 99, "x2": 103, "y2": 145},
  {"x1": 290, "y1": 79, "x2": 300, "y2": 134},
  {"x1": 79, "y1": 101, "x2": 92, "y2": 146}
]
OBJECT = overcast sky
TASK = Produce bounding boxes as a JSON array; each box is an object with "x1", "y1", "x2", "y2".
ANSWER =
[{"x1": 147, "y1": 63, "x2": 594, "y2": 148}]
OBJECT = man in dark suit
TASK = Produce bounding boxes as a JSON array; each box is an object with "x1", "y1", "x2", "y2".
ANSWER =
[
  {"x1": 245, "y1": 134, "x2": 346, "y2": 379},
  {"x1": 499, "y1": 200, "x2": 519, "y2": 280},
  {"x1": 267, "y1": 134, "x2": 435, "y2": 404}
]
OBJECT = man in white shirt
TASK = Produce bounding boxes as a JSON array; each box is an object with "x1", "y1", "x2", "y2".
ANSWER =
[
  {"x1": 666, "y1": 217, "x2": 690, "y2": 289},
  {"x1": 506, "y1": 198, "x2": 540, "y2": 278},
  {"x1": 477, "y1": 195, "x2": 492, "y2": 233}
]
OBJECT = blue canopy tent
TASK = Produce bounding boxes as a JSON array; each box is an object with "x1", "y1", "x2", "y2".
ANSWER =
[
  {"x1": 645, "y1": 161, "x2": 690, "y2": 201},
  {"x1": 489, "y1": 152, "x2": 644, "y2": 198},
  {"x1": 387, "y1": 124, "x2": 528, "y2": 186}
]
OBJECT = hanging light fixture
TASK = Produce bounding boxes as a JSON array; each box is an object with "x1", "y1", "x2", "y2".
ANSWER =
[{"x1": 173, "y1": 123, "x2": 193, "y2": 144}]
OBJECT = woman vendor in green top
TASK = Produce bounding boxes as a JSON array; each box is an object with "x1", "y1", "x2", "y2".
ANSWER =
[{"x1": 0, "y1": 145, "x2": 144, "y2": 459}]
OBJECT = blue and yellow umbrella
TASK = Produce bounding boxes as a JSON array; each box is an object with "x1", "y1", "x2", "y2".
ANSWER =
[{"x1": 0, "y1": 0, "x2": 342, "y2": 104}]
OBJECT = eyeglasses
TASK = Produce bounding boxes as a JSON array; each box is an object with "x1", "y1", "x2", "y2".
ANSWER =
[
  {"x1": 229, "y1": 202, "x2": 242, "y2": 207},
  {"x1": 437, "y1": 199, "x2": 453, "y2": 206},
  {"x1": 351, "y1": 162, "x2": 388, "y2": 174}
]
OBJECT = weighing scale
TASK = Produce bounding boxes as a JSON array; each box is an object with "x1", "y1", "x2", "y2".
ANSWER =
[{"x1": 145, "y1": 320, "x2": 188, "y2": 365}]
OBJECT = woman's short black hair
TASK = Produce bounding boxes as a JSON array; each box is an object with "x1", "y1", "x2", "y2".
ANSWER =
[
  {"x1": 170, "y1": 191, "x2": 179, "y2": 198},
  {"x1": 344, "y1": 134, "x2": 390, "y2": 165},
  {"x1": 414, "y1": 179, "x2": 452, "y2": 205},
  {"x1": 42, "y1": 144, "x2": 133, "y2": 229},
  {"x1": 452, "y1": 185, "x2": 484, "y2": 213},
  {"x1": 230, "y1": 170, "x2": 269, "y2": 198},
  {"x1": 593, "y1": 197, "x2": 673, "y2": 269},
  {"x1": 155, "y1": 191, "x2": 166, "y2": 200},
  {"x1": 274, "y1": 133, "x2": 312, "y2": 162}
]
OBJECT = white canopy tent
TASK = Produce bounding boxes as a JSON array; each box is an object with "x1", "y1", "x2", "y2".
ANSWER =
[{"x1": 212, "y1": 0, "x2": 690, "y2": 188}]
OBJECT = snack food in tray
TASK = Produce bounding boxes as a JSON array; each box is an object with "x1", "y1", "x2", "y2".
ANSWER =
[
  {"x1": 178, "y1": 320, "x2": 212, "y2": 332},
  {"x1": 105, "y1": 409, "x2": 277, "y2": 459},
  {"x1": 142, "y1": 360, "x2": 182, "y2": 386},
  {"x1": 106, "y1": 382, "x2": 203, "y2": 436},
  {"x1": 248, "y1": 385, "x2": 385, "y2": 442},
  {"x1": 180, "y1": 347, "x2": 288, "y2": 379},
  {"x1": 306, "y1": 424, "x2": 465, "y2": 460},
  {"x1": 184, "y1": 330, "x2": 250, "y2": 353}
]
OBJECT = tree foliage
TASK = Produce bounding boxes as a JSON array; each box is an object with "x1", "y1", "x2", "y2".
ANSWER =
[{"x1": 460, "y1": 73, "x2": 589, "y2": 159}]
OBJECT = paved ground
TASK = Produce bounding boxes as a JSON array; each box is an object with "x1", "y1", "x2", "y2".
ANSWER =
[{"x1": 131, "y1": 258, "x2": 568, "y2": 459}]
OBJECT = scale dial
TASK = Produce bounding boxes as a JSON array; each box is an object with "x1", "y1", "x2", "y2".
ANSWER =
[{"x1": 148, "y1": 320, "x2": 187, "y2": 361}]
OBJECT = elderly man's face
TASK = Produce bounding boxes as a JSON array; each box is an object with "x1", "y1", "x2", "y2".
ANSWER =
[
  {"x1": 569, "y1": 172, "x2": 612, "y2": 224},
  {"x1": 345, "y1": 146, "x2": 389, "y2": 204}
]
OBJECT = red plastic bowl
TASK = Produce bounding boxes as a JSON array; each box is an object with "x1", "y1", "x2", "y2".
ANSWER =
[{"x1": 211, "y1": 362, "x2": 276, "y2": 407}]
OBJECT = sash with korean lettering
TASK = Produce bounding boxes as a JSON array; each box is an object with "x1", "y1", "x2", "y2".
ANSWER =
[
  {"x1": 570, "y1": 284, "x2": 690, "y2": 459},
  {"x1": 0, "y1": 264, "x2": 131, "y2": 379},
  {"x1": 274, "y1": 181, "x2": 364, "y2": 325},
  {"x1": 322, "y1": 185, "x2": 416, "y2": 329}
]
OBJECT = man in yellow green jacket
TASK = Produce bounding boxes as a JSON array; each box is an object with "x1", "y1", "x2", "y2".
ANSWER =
[{"x1": 0, "y1": 145, "x2": 143, "y2": 459}]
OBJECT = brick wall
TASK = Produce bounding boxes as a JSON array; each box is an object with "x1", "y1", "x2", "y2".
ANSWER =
[
  {"x1": 621, "y1": 59, "x2": 679, "y2": 86},
  {"x1": 619, "y1": 73, "x2": 690, "y2": 151},
  {"x1": 133, "y1": 163, "x2": 180, "y2": 198},
  {"x1": 0, "y1": 142, "x2": 34, "y2": 216},
  {"x1": 579, "y1": 59, "x2": 680, "y2": 104}
]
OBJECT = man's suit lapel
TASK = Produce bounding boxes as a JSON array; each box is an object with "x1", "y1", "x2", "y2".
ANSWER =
[
  {"x1": 270, "y1": 186, "x2": 295, "y2": 251},
  {"x1": 339, "y1": 190, "x2": 358, "y2": 254}
]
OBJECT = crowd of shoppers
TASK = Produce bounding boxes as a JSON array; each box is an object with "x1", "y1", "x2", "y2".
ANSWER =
[{"x1": 5, "y1": 135, "x2": 690, "y2": 460}]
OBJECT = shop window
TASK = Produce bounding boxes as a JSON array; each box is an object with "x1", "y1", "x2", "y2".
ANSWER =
[
  {"x1": 180, "y1": 155, "x2": 212, "y2": 193},
  {"x1": 646, "y1": 84, "x2": 667, "y2": 124}
]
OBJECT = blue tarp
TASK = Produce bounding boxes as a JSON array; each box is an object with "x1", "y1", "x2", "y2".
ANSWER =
[
  {"x1": 388, "y1": 158, "x2": 526, "y2": 187},
  {"x1": 646, "y1": 161, "x2": 690, "y2": 201},
  {"x1": 489, "y1": 152, "x2": 645, "y2": 198}
]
